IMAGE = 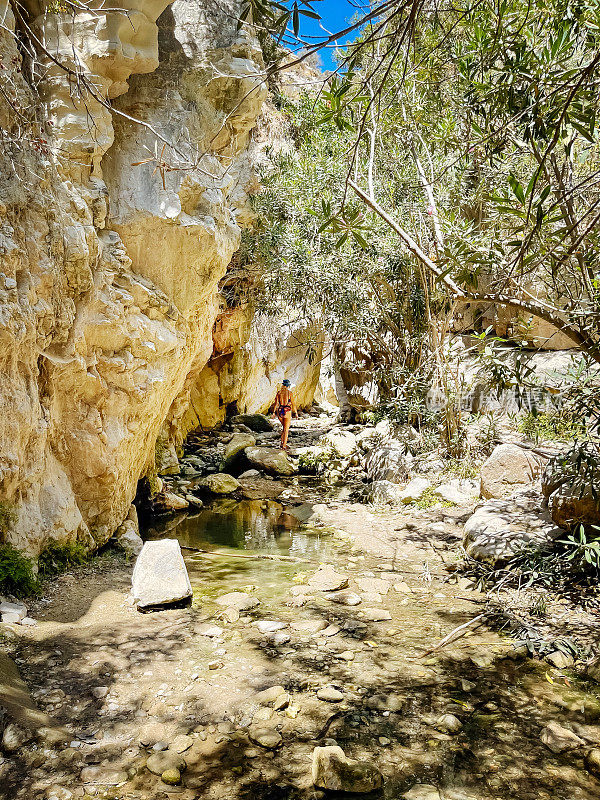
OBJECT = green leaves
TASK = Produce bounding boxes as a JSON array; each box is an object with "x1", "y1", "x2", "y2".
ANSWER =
[{"x1": 318, "y1": 203, "x2": 371, "y2": 248}]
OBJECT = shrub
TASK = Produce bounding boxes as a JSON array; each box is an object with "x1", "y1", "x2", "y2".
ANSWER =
[
  {"x1": 518, "y1": 411, "x2": 586, "y2": 444},
  {"x1": 0, "y1": 545, "x2": 39, "y2": 597},
  {"x1": 37, "y1": 542, "x2": 89, "y2": 580}
]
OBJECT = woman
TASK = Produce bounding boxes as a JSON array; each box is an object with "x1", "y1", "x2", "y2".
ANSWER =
[{"x1": 273, "y1": 379, "x2": 298, "y2": 450}]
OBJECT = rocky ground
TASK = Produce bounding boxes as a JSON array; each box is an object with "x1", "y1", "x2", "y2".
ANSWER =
[{"x1": 1, "y1": 417, "x2": 600, "y2": 800}]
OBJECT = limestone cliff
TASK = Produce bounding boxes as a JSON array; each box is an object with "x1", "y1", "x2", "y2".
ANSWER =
[{"x1": 0, "y1": 0, "x2": 271, "y2": 555}]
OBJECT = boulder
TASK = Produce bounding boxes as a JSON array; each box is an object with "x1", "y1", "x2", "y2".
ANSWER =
[
  {"x1": 114, "y1": 519, "x2": 143, "y2": 557},
  {"x1": 480, "y1": 443, "x2": 540, "y2": 499},
  {"x1": 367, "y1": 480, "x2": 403, "y2": 505},
  {"x1": 231, "y1": 414, "x2": 274, "y2": 432},
  {"x1": 308, "y1": 565, "x2": 349, "y2": 592},
  {"x1": 365, "y1": 443, "x2": 411, "y2": 483},
  {"x1": 132, "y1": 540, "x2": 192, "y2": 610},
  {"x1": 463, "y1": 490, "x2": 563, "y2": 564},
  {"x1": 0, "y1": 600, "x2": 27, "y2": 622},
  {"x1": 245, "y1": 446, "x2": 297, "y2": 476},
  {"x1": 221, "y1": 433, "x2": 256, "y2": 470},
  {"x1": 434, "y1": 480, "x2": 478, "y2": 505},
  {"x1": 398, "y1": 477, "x2": 431, "y2": 504},
  {"x1": 197, "y1": 473, "x2": 240, "y2": 495},
  {"x1": 311, "y1": 745, "x2": 383, "y2": 793},
  {"x1": 160, "y1": 492, "x2": 189, "y2": 510},
  {"x1": 318, "y1": 429, "x2": 357, "y2": 457},
  {"x1": 542, "y1": 444, "x2": 600, "y2": 528}
]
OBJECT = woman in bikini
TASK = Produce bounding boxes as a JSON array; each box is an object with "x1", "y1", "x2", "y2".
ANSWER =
[{"x1": 273, "y1": 379, "x2": 298, "y2": 450}]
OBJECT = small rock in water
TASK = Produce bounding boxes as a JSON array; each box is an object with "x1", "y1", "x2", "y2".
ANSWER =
[
  {"x1": 197, "y1": 623, "x2": 224, "y2": 637},
  {"x1": 540, "y1": 721, "x2": 585, "y2": 753},
  {"x1": 268, "y1": 632, "x2": 291, "y2": 646},
  {"x1": 1, "y1": 723, "x2": 32, "y2": 752},
  {"x1": 435, "y1": 713, "x2": 463, "y2": 734},
  {"x1": 146, "y1": 751, "x2": 186, "y2": 776},
  {"x1": 80, "y1": 766, "x2": 128, "y2": 785},
  {"x1": 91, "y1": 686, "x2": 109, "y2": 699},
  {"x1": 291, "y1": 620, "x2": 327, "y2": 633},
  {"x1": 585, "y1": 748, "x2": 600, "y2": 775},
  {"x1": 221, "y1": 607, "x2": 240, "y2": 623},
  {"x1": 357, "y1": 578, "x2": 389, "y2": 595},
  {"x1": 239, "y1": 469, "x2": 261, "y2": 479},
  {"x1": 312, "y1": 745, "x2": 383, "y2": 793},
  {"x1": 256, "y1": 685, "x2": 287, "y2": 705},
  {"x1": 308, "y1": 565, "x2": 349, "y2": 592},
  {"x1": 317, "y1": 686, "x2": 344, "y2": 703},
  {"x1": 215, "y1": 592, "x2": 260, "y2": 611},
  {"x1": 169, "y1": 734, "x2": 194, "y2": 753},
  {"x1": 161, "y1": 767, "x2": 182, "y2": 785},
  {"x1": 461, "y1": 679, "x2": 476, "y2": 692},
  {"x1": 328, "y1": 591, "x2": 362, "y2": 606},
  {"x1": 402, "y1": 785, "x2": 442, "y2": 800},
  {"x1": 249, "y1": 726, "x2": 283, "y2": 749},
  {"x1": 273, "y1": 693, "x2": 290, "y2": 711},
  {"x1": 254, "y1": 620, "x2": 288, "y2": 633},
  {"x1": 197, "y1": 473, "x2": 240, "y2": 495},
  {"x1": 362, "y1": 608, "x2": 392, "y2": 622}
]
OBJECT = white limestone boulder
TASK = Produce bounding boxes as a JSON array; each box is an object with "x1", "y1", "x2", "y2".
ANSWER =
[
  {"x1": 463, "y1": 490, "x2": 564, "y2": 564},
  {"x1": 132, "y1": 540, "x2": 192, "y2": 610},
  {"x1": 480, "y1": 443, "x2": 540, "y2": 499}
]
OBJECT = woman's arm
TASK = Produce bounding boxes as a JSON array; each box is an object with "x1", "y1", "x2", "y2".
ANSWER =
[
  {"x1": 273, "y1": 392, "x2": 280, "y2": 418},
  {"x1": 292, "y1": 393, "x2": 298, "y2": 418}
]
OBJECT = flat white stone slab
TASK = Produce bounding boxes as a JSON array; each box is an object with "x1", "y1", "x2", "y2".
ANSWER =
[{"x1": 132, "y1": 540, "x2": 192, "y2": 610}]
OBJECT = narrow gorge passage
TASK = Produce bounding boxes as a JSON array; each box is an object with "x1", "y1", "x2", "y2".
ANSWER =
[{"x1": 4, "y1": 418, "x2": 600, "y2": 800}]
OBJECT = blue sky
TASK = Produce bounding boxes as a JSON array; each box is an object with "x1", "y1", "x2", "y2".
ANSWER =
[{"x1": 289, "y1": 0, "x2": 363, "y2": 71}]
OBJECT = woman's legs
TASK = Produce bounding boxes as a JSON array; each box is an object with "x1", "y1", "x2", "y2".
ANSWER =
[{"x1": 281, "y1": 414, "x2": 291, "y2": 449}]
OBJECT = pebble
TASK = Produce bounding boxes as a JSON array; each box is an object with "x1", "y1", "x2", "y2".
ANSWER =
[
  {"x1": 197, "y1": 623, "x2": 224, "y2": 637},
  {"x1": 161, "y1": 767, "x2": 181, "y2": 785},
  {"x1": 254, "y1": 620, "x2": 288, "y2": 633},
  {"x1": 256, "y1": 685, "x2": 286, "y2": 704},
  {"x1": 320, "y1": 624, "x2": 341, "y2": 637},
  {"x1": 91, "y1": 686, "x2": 109, "y2": 699},
  {"x1": 291, "y1": 620, "x2": 328, "y2": 633},
  {"x1": 317, "y1": 687, "x2": 344, "y2": 703},
  {"x1": 215, "y1": 592, "x2": 260, "y2": 611},
  {"x1": 402, "y1": 785, "x2": 442, "y2": 800},
  {"x1": 169, "y1": 734, "x2": 193, "y2": 753},
  {"x1": 208, "y1": 660, "x2": 224, "y2": 670},
  {"x1": 328, "y1": 591, "x2": 362, "y2": 606},
  {"x1": 362, "y1": 608, "x2": 392, "y2": 622},
  {"x1": 146, "y1": 751, "x2": 186, "y2": 776},
  {"x1": 435, "y1": 713, "x2": 463, "y2": 734},
  {"x1": 308, "y1": 565, "x2": 349, "y2": 592}
]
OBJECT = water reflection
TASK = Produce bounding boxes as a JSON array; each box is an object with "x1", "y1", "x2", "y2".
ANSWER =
[{"x1": 142, "y1": 499, "x2": 335, "y2": 602}]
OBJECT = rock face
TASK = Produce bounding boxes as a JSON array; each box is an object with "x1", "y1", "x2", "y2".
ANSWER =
[
  {"x1": 480, "y1": 444, "x2": 540, "y2": 499},
  {"x1": 542, "y1": 444, "x2": 600, "y2": 529},
  {"x1": 311, "y1": 745, "x2": 383, "y2": 793},
  {"x1": 131, "y1": 539, "x2": 192, "y2": 609},
  {"x1": 463, "y1": 490, "x2": 564, "y2": 563},
  {"x1": 0, "y1": 1, "x2": 275, "y2": 555}
]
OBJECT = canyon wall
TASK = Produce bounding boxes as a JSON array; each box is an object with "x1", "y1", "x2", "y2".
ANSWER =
[{"x1": 0, "y1": 0, "x2": 320, "y2": 556}]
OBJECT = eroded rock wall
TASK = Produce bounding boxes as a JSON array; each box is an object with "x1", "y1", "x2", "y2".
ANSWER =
[{"x1": 0, "y1": 0, "x2": 267, "y2": 554}]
